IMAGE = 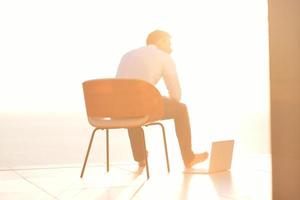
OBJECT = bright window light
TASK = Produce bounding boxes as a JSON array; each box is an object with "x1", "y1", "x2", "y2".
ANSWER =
[{"x1": 0, "y1": 0, "x2": 269, "y2": 153}]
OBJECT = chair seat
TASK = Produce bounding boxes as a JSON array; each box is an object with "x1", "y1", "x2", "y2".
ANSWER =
[{"x1": 88, "y1": 116, "x2": 149, "y2": 129}]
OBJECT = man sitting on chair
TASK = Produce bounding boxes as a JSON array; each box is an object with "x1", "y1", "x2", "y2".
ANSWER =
[{"x1": 116, "y1": 30, "x2": 208, "y2": 169}]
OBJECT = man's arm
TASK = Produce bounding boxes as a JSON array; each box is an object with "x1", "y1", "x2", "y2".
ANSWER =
[{"x1": 162, "y1": 57, "x2": 181, "y2": 101}]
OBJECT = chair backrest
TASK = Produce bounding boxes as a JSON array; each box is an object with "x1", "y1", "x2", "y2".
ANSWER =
[{"x1": 82, "y1": 79, "x2": 164, "y2": 123}]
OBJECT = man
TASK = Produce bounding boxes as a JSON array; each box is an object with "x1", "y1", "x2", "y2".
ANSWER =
[{"x1": 116, "y1": 30, "x2": 208, "y2": 169}]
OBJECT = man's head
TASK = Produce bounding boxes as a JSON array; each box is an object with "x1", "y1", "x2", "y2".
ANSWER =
[{"x1": 146, "y1": 30, "x2": 172, "y2": 54}]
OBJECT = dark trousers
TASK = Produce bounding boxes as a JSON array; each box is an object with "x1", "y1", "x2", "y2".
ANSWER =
[{"x1": 128, "y1": 97, "x2": 195, "y2": 166}]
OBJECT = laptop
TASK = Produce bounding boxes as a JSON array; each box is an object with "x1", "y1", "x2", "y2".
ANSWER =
[{"x1": 184, "y1": 140, "x2": 234, "y2": 174}]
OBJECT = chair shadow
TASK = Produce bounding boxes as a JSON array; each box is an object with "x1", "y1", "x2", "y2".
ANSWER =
[
  {"x1": 77, "y1": 164, "x2": 147, "y2": 200},
  {"x1": 98, "y1": 165, "x2": 147, "y2": 199}
]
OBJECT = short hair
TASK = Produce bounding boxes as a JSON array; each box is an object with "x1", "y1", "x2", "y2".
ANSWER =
[{"x1": 146, "y1": 30, "x2": 171, "y2": 45}]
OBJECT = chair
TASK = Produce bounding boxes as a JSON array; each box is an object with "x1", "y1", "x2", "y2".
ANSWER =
[{"x1": 80, "y1": 78, "x2": 170, "y2": 179}]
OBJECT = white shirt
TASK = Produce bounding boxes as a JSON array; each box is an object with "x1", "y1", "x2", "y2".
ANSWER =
[{"x1": 116, "y1": 45, "x2": 181, "y2": 101}]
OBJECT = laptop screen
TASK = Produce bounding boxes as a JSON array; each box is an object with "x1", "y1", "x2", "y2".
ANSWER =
[{"x1": 208, "y1": 140, "x2": 234, "y2": 173}]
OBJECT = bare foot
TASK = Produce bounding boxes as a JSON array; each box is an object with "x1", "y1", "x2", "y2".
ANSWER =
[
  {"x1": 135, "y1": 151, "x2": 148, "y2": 174},
  {"x1": 134, "y1": 160, "x2": 146, "y2": 174},
  {"x1": 185, "y1": 152, "x2": 209, "y2": 169},
  {"x1": 135, "y1": 165, "x2": 145, "y2": 174}
]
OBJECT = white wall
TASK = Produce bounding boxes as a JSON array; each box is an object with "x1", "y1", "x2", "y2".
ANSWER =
[{"x1": 0, "y1": 0, "x2": 270, "y2": 167}]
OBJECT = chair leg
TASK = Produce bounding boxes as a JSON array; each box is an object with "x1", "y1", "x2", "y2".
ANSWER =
[
  {"x1": 141, "y1": 130, "x2": 150, "y2": 179},
  {"x1": 159, "y1": 123, "x2": 170, "y2": 172},
  {"x1": 146, "y1": 122, "x2": 170, "y2": 172},
  {"x1": 106, "y1": 129, "x2": 109, "y2": 172},
  {"x1": 80, "y1": 128, "x2": 100, "y2": 178}
]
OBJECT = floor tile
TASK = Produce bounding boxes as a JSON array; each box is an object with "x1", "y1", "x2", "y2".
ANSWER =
[
  {"x1": 0, "y1": 170, "x2": 56, "y2": 200},
  {"x1": 14, "y1": 167, "x2": 81, "y2": 197},
  {"x1": 0, "y1": 154, "x2": 272, "y2": 200},
  {"x1": 0, "y1": 170, "x2": 20, "y2": 181},
  {"x1": 68, "y1": 165, "x2": 146, "y2": 189}
]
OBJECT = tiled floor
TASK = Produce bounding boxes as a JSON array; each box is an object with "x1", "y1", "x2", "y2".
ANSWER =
[{"x1": 1, "y1": 154, "x2": 271, "y2": 200}]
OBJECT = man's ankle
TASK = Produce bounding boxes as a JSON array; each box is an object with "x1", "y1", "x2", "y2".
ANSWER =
[{"x1": 138, "y1": 160, "x2": 146, "y2": 167}]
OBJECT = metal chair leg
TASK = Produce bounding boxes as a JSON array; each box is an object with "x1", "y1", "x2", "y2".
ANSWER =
[
  {"x1": 141, "y1": 130, "x2": 150, "y2": 179},
  {"x1": 159, "y1": 123, "x2": 170, "y2": 172},
  {"x1": 80, "y1": 128, "x2": 100, "y2": 178},
  {"x1": 106, "y1": 129, "x2": 109, "y2": 172},
  {"x1": 146, "y1": 122, "x2": 170, "y2": 172}
]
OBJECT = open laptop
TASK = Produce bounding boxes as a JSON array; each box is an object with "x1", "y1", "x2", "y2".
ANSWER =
[{"x1": 184, "y1": 140, "x2": 234, "y2": 174}]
